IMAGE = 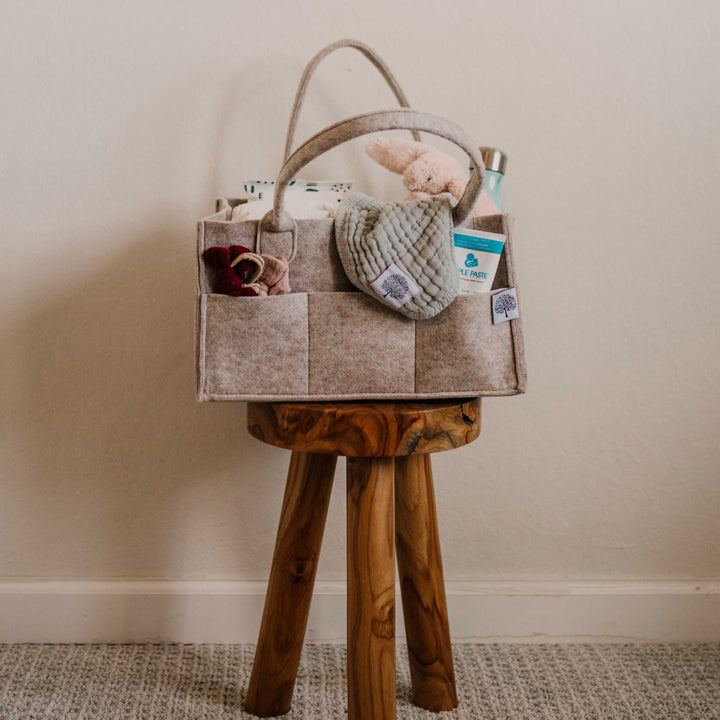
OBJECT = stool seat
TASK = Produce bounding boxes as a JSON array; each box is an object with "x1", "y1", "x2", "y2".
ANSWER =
[
  {"x1": 247, "y1": 398, "x2": 481, "y2": 456},
  {"x1": 245, "y1": 399, "x2": 481, "y2": 720}
]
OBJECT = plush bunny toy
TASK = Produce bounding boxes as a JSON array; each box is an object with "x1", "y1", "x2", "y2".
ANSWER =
[{"x1": 365, "y1": 137, "x2": 499, "y2": 216}]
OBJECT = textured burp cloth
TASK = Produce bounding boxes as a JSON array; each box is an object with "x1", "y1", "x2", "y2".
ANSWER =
[{"x1": 334, "y1": 193, "x2": 458, "y2": 320}]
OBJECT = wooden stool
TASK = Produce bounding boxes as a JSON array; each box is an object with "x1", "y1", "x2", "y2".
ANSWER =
[{"x1": 244, "y1": 399, "x2": 481, "y2": 719}]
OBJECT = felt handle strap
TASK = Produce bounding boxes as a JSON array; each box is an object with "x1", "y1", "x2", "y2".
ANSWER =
[
  {"x1": 284, "y1": 39, "x2": 420, "y2": 161},
  {"x1": 261, "y1": 109, "x2": 486, "y2": 252}
]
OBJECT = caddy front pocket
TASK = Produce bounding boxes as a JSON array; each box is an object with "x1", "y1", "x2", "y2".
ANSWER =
[{"x1": 198, "y1": 293, "x2": 309, "y2": 399}]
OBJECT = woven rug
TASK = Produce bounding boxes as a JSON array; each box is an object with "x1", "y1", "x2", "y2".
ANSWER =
[{"x1": 0, "y1": 643, "x2": 718, "y2": 719}]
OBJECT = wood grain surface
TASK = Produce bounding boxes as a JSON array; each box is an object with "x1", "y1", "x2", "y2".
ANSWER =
[
  {"x1": 247, "y1": 398, "x2": 481, "y2": 457},
  {"x1": 395, "y1": 454, "x2": 457, "y2": 711},
  {"x1": 347, "y1": 456, "x2": 396, "y2": 720},
  {"x1": 245, "y1": 451, "x2": 337, "y2": 718}
]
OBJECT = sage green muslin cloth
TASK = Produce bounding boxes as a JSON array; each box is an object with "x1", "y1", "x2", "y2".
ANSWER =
[{"x1": 334, "y1": 192, "x2": 458, "y2": 320}]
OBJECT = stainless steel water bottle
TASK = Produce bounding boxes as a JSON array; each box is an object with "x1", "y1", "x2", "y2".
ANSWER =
[{"x1": 471, "y1": 147, "x2": 507, "y2": 213}]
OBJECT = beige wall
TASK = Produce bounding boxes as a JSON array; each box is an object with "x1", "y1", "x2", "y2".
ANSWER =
[{"x1": 2, "y1": 0, "x2": 719, "y2": 587}]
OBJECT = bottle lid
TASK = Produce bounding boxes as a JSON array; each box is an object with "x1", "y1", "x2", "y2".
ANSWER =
[{"x1": 479, "y1": 147, "x2": 507, "y2": 174}]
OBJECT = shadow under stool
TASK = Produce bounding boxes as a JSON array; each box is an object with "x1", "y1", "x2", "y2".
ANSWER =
[{"x1": 244, "y1": 398, "x2": 481, "y2": 720}]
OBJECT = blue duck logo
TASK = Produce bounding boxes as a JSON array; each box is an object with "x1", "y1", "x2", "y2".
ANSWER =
[{"x1": 464, "y1": 253, "x2": 479, "y2": 268}]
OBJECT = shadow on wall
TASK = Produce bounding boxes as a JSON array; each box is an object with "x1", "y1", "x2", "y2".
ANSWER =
[
  {"x1": 5, "y1": 220, "x2": 288, "y2": 588},
  {"x1": 0, "y1": 59, "x2": 330, "y2": 595},
  {"x1": 1, "y1": 56, "x2": 381, "y2": 638}
]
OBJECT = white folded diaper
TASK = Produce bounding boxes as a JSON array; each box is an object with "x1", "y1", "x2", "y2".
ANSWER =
[{"x1": 231, "y1": 180, "x2": 353, "y2": 221}]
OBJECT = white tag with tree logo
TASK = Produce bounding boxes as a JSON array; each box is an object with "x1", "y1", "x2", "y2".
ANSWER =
[
  {"x1": 492, "y1": 287, "x2": 519, "y2": 323},
  {"x1": 370, "y1": 263, "x2": 421, "y2": 309}
]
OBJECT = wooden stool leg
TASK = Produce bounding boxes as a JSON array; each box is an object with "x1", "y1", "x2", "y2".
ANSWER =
[
  {"x1": 347, "y1": 457, "x2": 396, "y2": 720},
  {"x1": 395, "y1": 454, "x2": 457, "y2": 711},
  {"x1": 245, "y1": 451, "x2": 337, "y2": 717}
]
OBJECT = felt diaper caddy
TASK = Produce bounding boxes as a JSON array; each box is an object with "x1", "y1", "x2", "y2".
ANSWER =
[{"x1": 196, "y1": 39, "x2": 527, "y2": 402}]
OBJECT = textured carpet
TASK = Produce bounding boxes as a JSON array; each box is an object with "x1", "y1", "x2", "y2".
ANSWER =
[{"x1": 0, "y1": 643, "x2": 719, "y2": 719}]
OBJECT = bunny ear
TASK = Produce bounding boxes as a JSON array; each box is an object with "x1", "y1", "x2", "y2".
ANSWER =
[{"x1": 365, "y1": 137, "x2": 429, "y2": 174}]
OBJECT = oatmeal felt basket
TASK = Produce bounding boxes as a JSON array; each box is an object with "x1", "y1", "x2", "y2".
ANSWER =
[{"x1": 196, "y1": 40, "x2": 526, "y2": 402}]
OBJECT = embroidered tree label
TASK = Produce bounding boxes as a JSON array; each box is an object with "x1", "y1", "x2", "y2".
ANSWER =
[
  {"x1": 381, "y1": 273, "x2": 410, "y2": 301},
  {"x1": 494, "y1": 293, "x2": 517, "y2": 317},
  {"x1": 370, "y1": 263, "x2": 421, "y2": 309},
  {"x1": 492, "y1": 287, "x2": 519, "y2": 324}
]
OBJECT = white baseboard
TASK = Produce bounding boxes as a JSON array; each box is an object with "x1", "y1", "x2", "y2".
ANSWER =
[{"x1": 1, "y1": 579, "x2": 719, "y2": 644}]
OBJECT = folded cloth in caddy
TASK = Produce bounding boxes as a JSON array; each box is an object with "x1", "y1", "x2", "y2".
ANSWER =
[
  {"x1": 334, "y1": 191, "x2": 459, "y2": 320},
  {"x1": 231, "y1": 179, "x2": 353, "y2": 220}
]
